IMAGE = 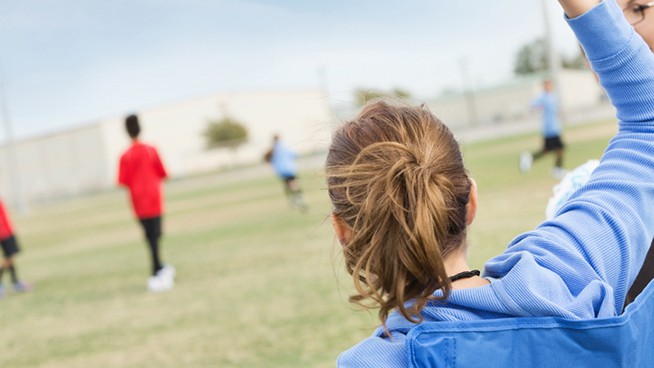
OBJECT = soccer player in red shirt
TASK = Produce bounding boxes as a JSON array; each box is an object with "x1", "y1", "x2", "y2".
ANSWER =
[
  {"x1": 0, "y1": 199, "x2": 31, "y2": 298},
  {"x1": 118, "y1": 114, "x2": 175, "y2": 292}
]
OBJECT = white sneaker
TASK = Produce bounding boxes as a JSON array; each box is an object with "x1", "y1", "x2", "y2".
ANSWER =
[
  {"x1": 157, "y1": 264, "x2": 176, "y2": 284},
  {"x1": 147, "y1": 274, "x2": 173, "y2": 293},
  {"x1": 551, "y1": 167, "x2": 568, "y2": 180},
  {"x1": 546, "y1": 160, "x2": 599, "y2": 219},
  {"x1": 519, "y1": 151, "x2": 533, "y2": 173}
]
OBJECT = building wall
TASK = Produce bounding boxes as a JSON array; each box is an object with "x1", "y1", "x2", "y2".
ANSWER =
[
  {"x1": 0, "y1": 124, "x2": 108, "y2": 206},
  {"x1": 1, "y1": 74, "x2": 603, "y2": 207},
  {"x1": 558, "y1": 69, "x2": 606, "y2": 110},
  {"x1": 102, "y1": 88, "x2": 333, "y2": 180},
  {"x1": 427, "y1": 69, "x2": 605, "y2": 132},
  {"x1": 1, "y1": 88, "x2": 333, "y2": 206}
]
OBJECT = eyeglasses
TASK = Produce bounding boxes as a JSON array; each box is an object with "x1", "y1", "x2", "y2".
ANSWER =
[{"x1": 624, "y1": 1, "x2": 654, "y2": 25}]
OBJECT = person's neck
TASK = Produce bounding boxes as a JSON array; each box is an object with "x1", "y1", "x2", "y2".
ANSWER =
[{"x1": 443, "y1": 249, "x2": 488, "y2": 289}]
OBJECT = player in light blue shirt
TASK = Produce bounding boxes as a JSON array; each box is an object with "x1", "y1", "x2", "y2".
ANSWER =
[
  {"x1": 520, "y1": 79, "x2": 566, "y2": 178},
  {"x1": 265, "y1": 135, "x2": 308, "y2": 212}
]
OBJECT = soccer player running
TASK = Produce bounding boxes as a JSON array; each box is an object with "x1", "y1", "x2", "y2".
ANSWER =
[
  {"x1": 519, "y1": 79, "x2": 567, "y2": 178},
  {"x1": 264, "y1": 134, "x2": 308, "y2": 212},
  {"x1": 118, "y1": 114, "x2": 175, "y2": 292}
]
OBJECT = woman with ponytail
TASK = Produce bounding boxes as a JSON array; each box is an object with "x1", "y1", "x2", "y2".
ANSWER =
[
  {"x1": 327, "y1": 102, "x2": 481, "y2": 328},
  {"x1": 327, "y1": 1, "x2": 654, "y2": 366}
]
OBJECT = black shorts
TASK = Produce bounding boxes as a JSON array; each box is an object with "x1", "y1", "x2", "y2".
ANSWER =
[
  {"x1": 543, "y1": 136, "x2": 564, "y2": 151},
  {"x1": 139, "y1": 216, "x2": 162, "y2": 240},
  {"x1": 1, "y1": 235, "x2": 20, "y2": 258},
  {"x1": 281, "y1": 175, "x2": 297, "y2": 183}
]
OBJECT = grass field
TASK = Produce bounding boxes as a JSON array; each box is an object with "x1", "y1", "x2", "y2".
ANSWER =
[{"x1": 0, "y1": 119, "x2": 616, "y2": 367}]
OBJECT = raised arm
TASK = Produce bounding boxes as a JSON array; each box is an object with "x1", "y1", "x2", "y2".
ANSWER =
[
  {"x1": 486, "y1": 0, "x2": 654, "y2": 317},
  {"x1": 569, "y1": 1, "x2": 654, "y2": 124},
  {"x1": 546, "y1": 0, "x2": 654, "y2": 308}
]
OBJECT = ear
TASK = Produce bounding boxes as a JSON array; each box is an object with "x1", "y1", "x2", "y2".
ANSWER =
[
  {"x1": 331, "y1": 213, "x2": 352, "y2": 245},
  {"x1": 466, "y1": 178, "x2": 478, "y2": 226}
]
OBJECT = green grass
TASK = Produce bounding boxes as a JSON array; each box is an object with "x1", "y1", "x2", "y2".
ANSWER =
[{"x1": 0, "y1": 119, "x2": 617, "y2": 367}]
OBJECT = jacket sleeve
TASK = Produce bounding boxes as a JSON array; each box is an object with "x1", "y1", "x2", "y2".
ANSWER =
[
  {"x1": 337, "y1": 333, "x2": 406, "y2": 368},
  {"x1": 485, "y1": 0, "x2": 654, "y2": 315}
]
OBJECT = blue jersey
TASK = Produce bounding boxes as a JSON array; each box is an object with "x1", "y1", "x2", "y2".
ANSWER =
[
  {"x1": 271, "y1": 141, "x2": 297, "y2": 178},
  {"x1": 531, "y1": 91, "x2": 561, "y2": 138}
]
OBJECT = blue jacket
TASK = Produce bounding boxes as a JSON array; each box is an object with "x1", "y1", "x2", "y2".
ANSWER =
[
  {"x1": 338, "y1": 1, "x2": 654, "y2": 366},
  {"x1": 407, "y1": 280, "x2": 654, "y2": 367}
]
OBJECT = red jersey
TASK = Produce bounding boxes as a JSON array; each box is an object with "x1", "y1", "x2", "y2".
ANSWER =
[
  {"x1": 0, "y1": 199, "x2": 14, "y2": 240},
  {"x1": 118, "y1": 141, "x2": 168, "y2": 219}
]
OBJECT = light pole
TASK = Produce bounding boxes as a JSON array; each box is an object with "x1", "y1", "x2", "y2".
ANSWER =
[
  {"x1": 316, "y1": 66, "x2": 338, "y2": 132},
  {"x1": 0, "y1": 80, "x2": 27, "y2": 213},
  {"x1": 460, "y1": 57, "x2": 479, "y2": 127},
  {"x1": 540, "y1": 0, "x2": 562, "y2": 95}
]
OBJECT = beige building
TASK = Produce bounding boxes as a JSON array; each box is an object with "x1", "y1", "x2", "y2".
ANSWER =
[
  {"x1": 426, "y1": 69, "x2": 607, "y2": 131},
  {"x1": 0, "y1": 89, "x2": 333, "y2": 206}
]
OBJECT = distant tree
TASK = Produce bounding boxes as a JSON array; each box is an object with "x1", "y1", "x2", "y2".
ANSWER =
[
  {"x1": 204, "y1": 116, "x2": 249, "y2": 168},
  {"x1": 355, "y1": 87, "x2": 413, "y2": 106},
  {"x1": 562, "y1": 49, "x2": 587, "y2": 70},
  {"x1": 355, "y1": 89, "x2": 387, "y2": 106},
  {"x1": 204, "y1": 116, "x2": 248, "y2": 150},
  {"x1": 514, "y1": 38, "x2": 588, "y2": 76},
  {"x1": 514, "y1": 38, "x2": 548, "y2": 75},
  {"x1": 391, "y1": 88, "x2": 411, "y2": 99}
]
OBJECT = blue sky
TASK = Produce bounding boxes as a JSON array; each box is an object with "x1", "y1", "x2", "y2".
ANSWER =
[{"x1": 0, "y1": 0, "x2": 579, "y2": 139}]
